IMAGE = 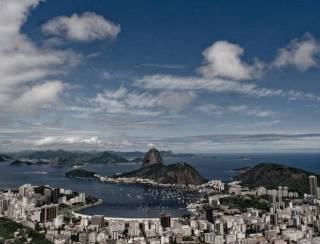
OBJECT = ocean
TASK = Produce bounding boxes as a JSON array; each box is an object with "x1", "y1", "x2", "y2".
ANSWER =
[{"x1": 0, "y1": 153, "x2": 319, "y2": 218}]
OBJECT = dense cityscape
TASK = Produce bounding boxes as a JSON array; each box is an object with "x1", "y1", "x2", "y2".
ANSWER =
[
  {"x1": 1, "y1": 172, "x2": 320, "y2": 243},
  {"x1": 1, "y1": 0, "x2": 320, "y2": 243}
]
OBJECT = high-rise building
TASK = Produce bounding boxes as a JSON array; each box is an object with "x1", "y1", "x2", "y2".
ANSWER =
[
  {"x1": 160, "y1": 213, "x2": 171, "y2": 228},
  {"x1": 270, "y1": 213, "x2": 278, "y2": 226},
  {"x1": 309, "y1": 175, "x2": 318, "y2": 197},
  {"x1": 205, "y1": 209, "x2": 214, "y2": 223},
  {"x1": 91, "y1": 215, "x2": 105, "y2": 228},
  {"x1": 19, "y1": 184, "x2": 34, "y2": 197},
  {"x1": 40, "y1": 204, "x2": 59, "y2": 223},
  {"x1": 51, "y1": 188, "x2": 60, "y2": 204}
]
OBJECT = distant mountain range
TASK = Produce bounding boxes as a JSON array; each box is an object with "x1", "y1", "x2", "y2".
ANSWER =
[
  {"x1": 0, "y1": 154, "x2": 10, "y2": 162},
  {"x1": 65, "y1": 148, "x2": 205, "y2": 186},
  {"x1": 234, "y1": 163, "x2": 319, "y2": 194},
  {"x1": 2, "y1": 149, "x2": 194, "y2": 166}
]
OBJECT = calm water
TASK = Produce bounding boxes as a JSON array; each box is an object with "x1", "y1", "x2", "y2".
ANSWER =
[{"x1": 0, "y1": 153, "x2": 319, "y2": 218}]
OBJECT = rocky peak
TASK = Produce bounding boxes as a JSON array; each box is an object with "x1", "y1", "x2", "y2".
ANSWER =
[{"x1": 142, "y1": 148, "x2": 163, "y2": 167}]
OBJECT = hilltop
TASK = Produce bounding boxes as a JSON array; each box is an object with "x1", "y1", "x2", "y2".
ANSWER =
[
  {"x1": 142, "y1": 147, "x2": 163, "y2": 167},
  {"x1": 118, "y1": 162, "x2": 206, "y2": 186},
  {"x1": 6, "y1": 150, "x2": 129, "y2": 166},
  {"x1": 234, "y1": 163, "x2": 319, "y2": 194},
  {"x1": 116, "y1": 148, "x2": 206, "y2": 186}
]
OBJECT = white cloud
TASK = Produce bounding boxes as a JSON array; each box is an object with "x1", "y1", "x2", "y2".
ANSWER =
[
  {"x1": 197, "y1": 104, "x2": 275, "y2": 118},
  {"x1": 287, "y1": 89, "x2": 320, "y2": 101},
  {"x1": 0, "y1": 0, "x2": 77, "y2": 114},
  {"x1": 93, "y1": 87, "x2": 195, "y2": 116},
  {"x1": 42, "y1": 12, "x2": 120, "y2": 42},
  {"x1": 273, "y1": 34, "x2": 320, "y2": 71},
  {"x1": 34, "y1": 136, "x2": 102, "y2": 146},
  {"x1": 158, "y1": 91, "x2": 195, "y2": 110},
  {"x1": 198, "y1": 41, "x2": 263, "y2": 80},
  {"x1": 135, "y1": 74, "x2": 283, "y2": 98},
  {"x1": 12, "y1": 81, "x2": 64, "y2": 113}
]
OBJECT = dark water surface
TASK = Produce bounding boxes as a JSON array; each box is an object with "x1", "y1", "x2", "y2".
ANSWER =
[{"x1": 0, "y1": 153, "x2": 319, "y2": 217}]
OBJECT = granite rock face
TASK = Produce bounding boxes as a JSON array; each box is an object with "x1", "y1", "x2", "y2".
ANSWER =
[{"x1": 142, "y1": 148, "x2": 163, "y2": 167}]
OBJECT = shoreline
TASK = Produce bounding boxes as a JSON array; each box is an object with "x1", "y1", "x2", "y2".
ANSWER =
[
  {"x1": 60, "y1": 198, "x2": 104, "y2": 215},
  {"x1": 94, "y1": 174, "x2": 218, "y2": 193}
]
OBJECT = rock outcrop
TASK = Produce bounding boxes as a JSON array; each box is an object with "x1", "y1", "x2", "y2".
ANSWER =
[{"x1": 142, "y1": 148, "x2": 163, "y2": 167}]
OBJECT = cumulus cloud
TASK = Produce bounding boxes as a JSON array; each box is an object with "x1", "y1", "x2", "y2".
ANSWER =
[
  {"x1": 0, "y1": 0, "x2": 78, "y2": 114},
  {"x1": 197, "y1": 104, "x2": 275, "y2": 118},
  {"x1": 273, "y1": 34, "x2": 320, "y2": 71},
  {"x1": 135, "y1": 74, "x2": 283, "y2": 98},
  {"x1": 34, "y1": 136, "x2": 102, "y2": 146},
  {"x1": 42, "y1": 12, "x2": 120, "y2": 42},
  {"x1": 198, "y1": 41, "x2": 263, "y2": 80}
]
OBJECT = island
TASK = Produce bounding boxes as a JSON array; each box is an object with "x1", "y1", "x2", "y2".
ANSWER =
[
  {"x1": 65, "y1": 168, "x2": 96, "y2": 179},
  {"x1": 10, "y1": 159, "x2": 33, "y2": 166}
]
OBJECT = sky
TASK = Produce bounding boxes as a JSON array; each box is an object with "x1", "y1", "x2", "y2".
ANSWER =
[{"x1": 0, "y1": 0, "x2": 320, "y2": 153}]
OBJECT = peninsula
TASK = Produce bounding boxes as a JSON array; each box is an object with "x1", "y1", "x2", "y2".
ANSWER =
[{"x1": 233, "y1": 163, "x2": 320, "y2": 194}]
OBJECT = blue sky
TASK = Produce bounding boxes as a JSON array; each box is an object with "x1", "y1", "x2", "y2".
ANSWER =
[{"x1": 0, "y1": 0, "x2": 320, "y2": 152}]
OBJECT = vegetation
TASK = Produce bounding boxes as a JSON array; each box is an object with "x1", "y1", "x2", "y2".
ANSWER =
[
  {"x1": 87, "y1": 151, "x2": 129, "y2": 164},
  {"x1": 10, "y1": 159, "x2": 33, "y2": 166},
  {"x1": 8, "y1": 149, "x2": 129, "y2": 166},
  {"x1": 234, "y1": 163, "x2": 319, "y2": 194},
  {"x1": 65, "y1": 169, "x2": 96, "y2": 179},
  {"x1": 0, "y1": 218, "x2": 51, "y2": 243},
  {"x1": 117, "y1": 162, "x2": 207, "y2": 186},
  {"x1": 220, "y1": 196, "x2": 270, "y2": 212}
]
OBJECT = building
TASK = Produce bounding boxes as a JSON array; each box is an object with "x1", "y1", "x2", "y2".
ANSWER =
[
  {"x1": 160, "y1": 213, "x2": 171, "y2": 229},
  {"x1": 309, "y1": 175, "x2": 318, "y2": 197},
  {"x1": 40, "y1": 204, "x2": 59, "y2": 223},
  {"x1": 19, "y1": 184, "x2": 34, "y2": 197},
  {"x1": 206, "y1": 209, "x2": 214, "y2": 223},
  {"x1": 51, "y1": 188, "x2": 60, "y2": 204},
  {"x1": 91, "y1": 215, "x2": 104, "y2": 228}
]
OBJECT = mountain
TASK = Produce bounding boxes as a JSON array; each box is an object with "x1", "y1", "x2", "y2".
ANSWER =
[
  {"x1": 142, "y1": 148, "x2": 163, "y2": 167},
  {"x1": 118, "y1": 162, "x2": 206, "y2": 186},
  {"x1": 6, "y1": 149, "x2": 195, "y2": 166},
  {"x1": 116, "y1": 148, "x2": 206, "y2": 186},
  {"x1": 0, "y1": 154, "x2": 10, "y2": 162},
  {"x1": 130, "y1": 157, "x2": 143, "y2": 163},
  {"x1": 234, "y1": 163, "x2": 319, "y2": 194},
  {"x1": 87, "y1": 151, "x2": 129, "y2": 164},
  {"x1": 119, "y1": 163, "x2": 206, "y2": 185},
  {"x1": 8, "y1": 150, "x2": 129, "y2": 165}
]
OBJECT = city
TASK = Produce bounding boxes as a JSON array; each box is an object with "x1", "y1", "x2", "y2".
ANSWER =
[
  {"x1": 1, "y1": 174, "x2": 320, "y2": 243},
  {"x1": 1, "y1": 0, "x2": 320, "y2": 243}
]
